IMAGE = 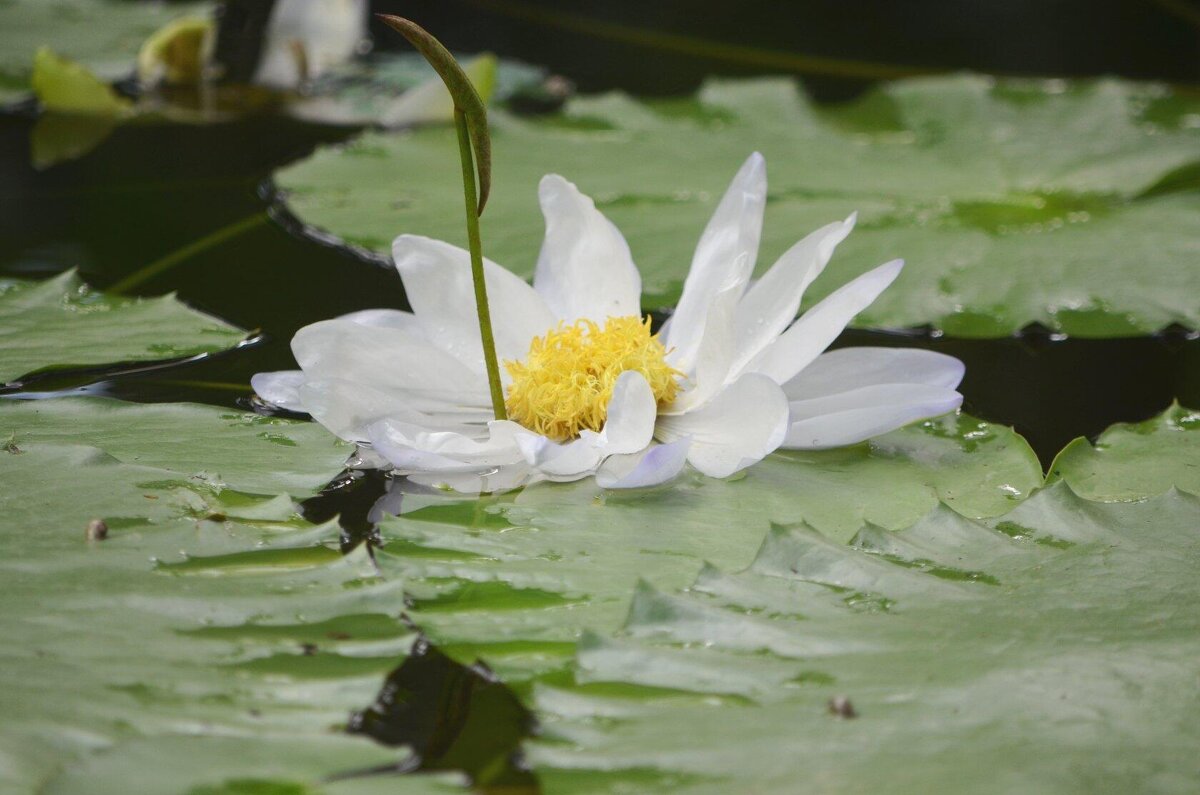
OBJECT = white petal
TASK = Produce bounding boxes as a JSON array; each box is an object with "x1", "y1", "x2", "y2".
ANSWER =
[
  {"x1": 367, "y1": 418, "x2": 525, "y2": 473},
  {"x1": 656, "y1": 373, "x2": 789, "y2": 478},
  {"x1": 515, "y1": 431, "x2": 604, "y2": 480},
  {"x1": 392, "y1": 235, "x2": 556, "y2": 374},
  {"x1": 748, "y1": 259, "x2": 904, "y2": 385},
  {"x1": 663, "y1": 283, "x2": 739, "y2": 414},
  {"x1": 337, "y1": 308, "x2": 424, "y2": 335},
  {"x1": 513, "y1": 371, "x2": 657, "y2": 479},
  {"x1": 253, "y1": 0, "x2": 367, "y2": 89},
  {"x1": 251, "y1": 371, "x2": 307, "y2": 411},
  {"x1": 596, "y1": 439, "x2": 691, "y2": 489},
  {"x1": 666, "y1": 153, "x2": 766, "y2": 372},
  {"x1": 292, "y1": 317, "x2": 485, "y2": 401},
  {"x1": 407, "y1": 462, "x2": 536, "y2": 494},
  {"x1": 299, "y1": 379, "x2": 457, "y2": 442},
  {"x1": 349, "y1": 445, "x2": 393, "y2": 471},
  {"x1": 533, "y1": 174, "x2": 641, "y2": 322},
  {"x1": 783, "y1": 347, "x2": 965, "y2": 401},
  {"x1": 597, "y1": 370, "x2": 658, "y2": 454},
  {"x1": 730, "y1": 214, "x2": 856, "y2": 374},
  {"x1": 783, "y1": 384, "x2": 964, "y2": 449}
]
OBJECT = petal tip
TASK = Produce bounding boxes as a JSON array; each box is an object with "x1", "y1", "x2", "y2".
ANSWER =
[
  {"x1": 538, "y1": 172, "x2": 572, "y2": 194},
  {"x1": 947, "y1": 358, "x2": 967, "y2": 389},
  {"x1": 877, "y1": 258, "x2": 905, "y2": 281}
]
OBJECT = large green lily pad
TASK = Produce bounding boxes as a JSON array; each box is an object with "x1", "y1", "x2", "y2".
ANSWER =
[
  {"x1": 527, "y1": 482, "x2": 1200, "y2": 793},
  {"x1": 276, "y1": 75, "x2": 1200, "y2": 336},
  {"x1": 0, "y1": 0, "x2": 212, "y2": 103},
  {"x1": 1050, "y1": 402, "x2": 1200, "y2": 501},
  {"x1": 0, "y1": 271, "x2": 246, "y2": 384},
  {"x1": 0, "y1": 394, "x2": 1042, "y2": 791},
  {"x1": 375, "y1": 411, "x2": 1042, "y2": 680},
  {"x1": 5, "y1": 389, "x2": 1198, "y2": 793},
  {"x1": 0, "y1": 397, "x2": 352, "y2": 494},
  {"x1": 0, "y1": 399, "x2": 413, "y2": 794},
  {"x1": 4, "y1": 393, "x2": 1200, "y2": 791}
]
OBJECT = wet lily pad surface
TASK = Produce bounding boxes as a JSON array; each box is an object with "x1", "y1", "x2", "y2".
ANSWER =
[
  {"x1": 2, "y1": 393, "x2": 1198, "y2": 791},
  {"x1": 276, "y1": 75, "x2": 1200, "y2": 336},
  {"x1": 0, "y1": 271, "x2": 246, "y2": 384},
  {"x1": 530, "y1": 483, "x2": 1200, "y2": 793},
  {"x1": 1050, "y1": 402, "x2": 1200, "y2": 501},
  {"x1": 0, "y1": 400, "x2": 399, "y2": 793}
]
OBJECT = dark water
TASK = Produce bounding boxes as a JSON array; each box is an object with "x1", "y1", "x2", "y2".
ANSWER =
[{"x1": 2, "y1": 2, "x2": 1197, "y2": 788}]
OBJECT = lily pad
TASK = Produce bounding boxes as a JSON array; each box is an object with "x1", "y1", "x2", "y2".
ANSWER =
[
  {"x1": 0, "y1": 401, "x2": 412, "y2": 792},
  {"x1": 527, "y1": 482, "x2": 1200, "y2": 792},
  {"x1": 0, "y1": 271, "x2": 247, "y2": 385},
  {"x1": 0, "y1": 394, "x2": 1041, "y2": 789},
  {"x1": 41, "y1": 737, "x2": 467, "y2": 795},
  {"x1": 275, "y1": 75, "x2": 1200, "y2": 336},
  {"x1": 0, "y1": 0, "x2": 213, "y2": 103},
  {"x1": 374, "y1": 411, "x2": 1042, "y2": 679},
  {"x1": 1049, "y1": 402, "x2": 1200, "y2": 501},
  {"x1": 6, "y1": 390, "x2": 1200, "y2": 791},
  {"x1": 0, "y1": 397, "x2": 353, "y2": 494}
]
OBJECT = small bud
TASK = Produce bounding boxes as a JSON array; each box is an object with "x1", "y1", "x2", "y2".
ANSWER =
[
  {"x1": 827, "y1": 695, "x2": 857, "y2": 718},
  {"x1": 86, "y1": 519, "x2": 109, "y2": 542}
]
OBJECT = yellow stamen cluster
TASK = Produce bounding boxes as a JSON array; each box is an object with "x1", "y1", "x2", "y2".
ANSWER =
[{"x1": 504, "y1": 316, "x2": 680, "y2": 441}]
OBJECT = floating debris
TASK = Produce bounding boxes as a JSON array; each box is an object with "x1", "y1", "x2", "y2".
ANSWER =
[
  {"x1": 828, "y1": 695, "x2": 857, "y2": 719},
  {"x1": 85, "y1": 518, "x2": 109, "y2": 542}
]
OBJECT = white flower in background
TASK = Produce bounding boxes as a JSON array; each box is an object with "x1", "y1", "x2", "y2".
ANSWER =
[
  {"x1": 254, "y1": 153, "x2": 965, "y2": 492},
  {"x1": 134, "y1": 0, "x2": 367, "y2": 91},
  {"x1": 253, "y1": 0, "x2": 369, "y2": 89}
]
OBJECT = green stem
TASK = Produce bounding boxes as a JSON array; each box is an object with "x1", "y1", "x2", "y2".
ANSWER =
[
  {"x1": 109, "y1": 212, "x2": 267, "y2": 294},
  {"x1": 455, "y1": 108, "x2": 507, "y2": 420}
]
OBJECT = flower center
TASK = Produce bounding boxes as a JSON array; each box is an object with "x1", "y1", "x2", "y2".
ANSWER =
[{"x1": 504, "y1": 316, "x2": 680, "y2": 441}]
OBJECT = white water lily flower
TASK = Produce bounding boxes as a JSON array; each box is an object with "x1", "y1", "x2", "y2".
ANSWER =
[
  {"x1": 253, "y1": 0, "x2": 368, "y2": 90},
  {"x1": 254, "y1": 153, "x2": 965, "y2": 491}
]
